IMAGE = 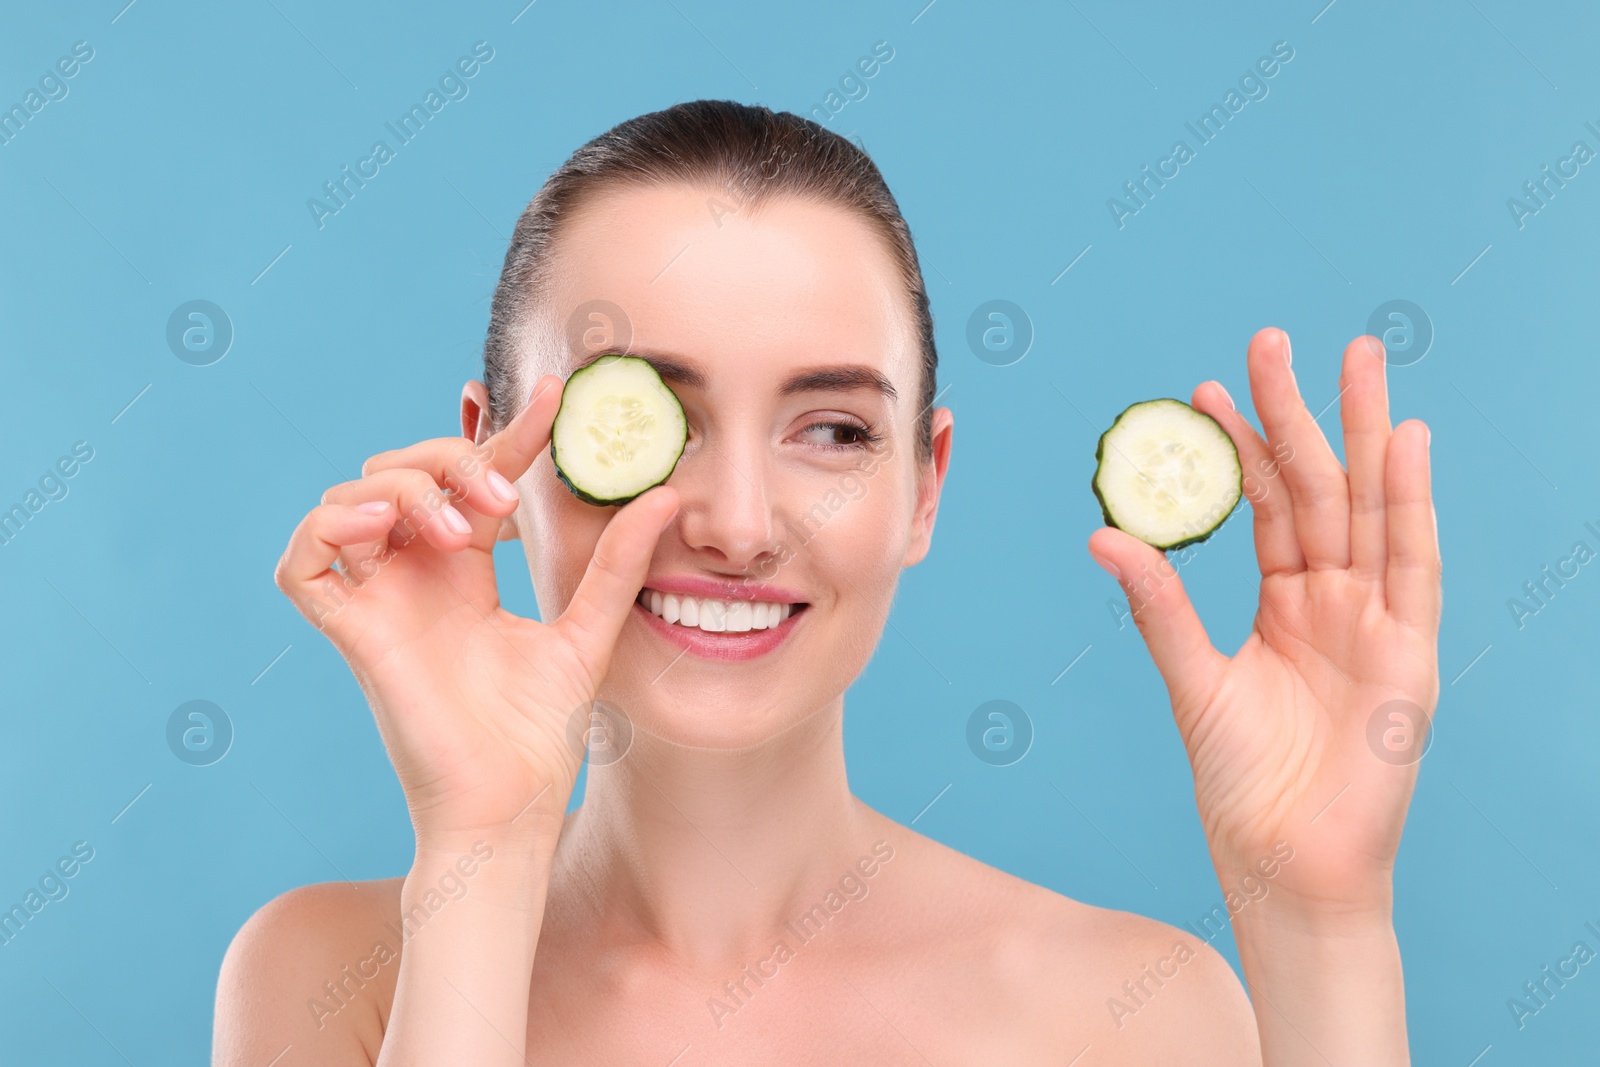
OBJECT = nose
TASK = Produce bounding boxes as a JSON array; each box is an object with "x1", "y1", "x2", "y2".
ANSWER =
[{"x1": 669, "y1": 436, "x2": 778, "y2": 574}]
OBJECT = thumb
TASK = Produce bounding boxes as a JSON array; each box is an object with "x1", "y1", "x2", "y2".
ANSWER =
[
  {"x1": 484, "y1": 374, "x2": 565, "y2": 485},
  {"x1": 554, "y1": 485, "x2": 681, "y2": 683},
  {"x1": 1089, "y1": 526, "x2": 1223, "y2": 713}
]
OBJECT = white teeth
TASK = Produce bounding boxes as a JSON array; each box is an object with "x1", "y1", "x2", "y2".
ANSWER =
[{"x1": 638, "y1": 589, "x2": 797, "y2": 634}]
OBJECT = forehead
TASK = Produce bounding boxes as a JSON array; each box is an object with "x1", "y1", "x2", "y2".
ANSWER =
[{"x1": 541, "y1": 182, "x2": 917, "y2": 385}]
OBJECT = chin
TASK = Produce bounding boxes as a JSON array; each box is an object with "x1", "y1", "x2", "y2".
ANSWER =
[{"x1": 595, "y1": 615, "x2": 842, "y2": 753}]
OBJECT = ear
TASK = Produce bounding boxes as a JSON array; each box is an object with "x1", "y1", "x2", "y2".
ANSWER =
[
  {"x1": 461, "y1": 380, "x2": 522, "y2": 542},
  {"x1": 901, "y1": 405, "x2": 953, "y2": 568},
  {"x1": 461, "y1": 379, "x2": 493, "y2": 443}
]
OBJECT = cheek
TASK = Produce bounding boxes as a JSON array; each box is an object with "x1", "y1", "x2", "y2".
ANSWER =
[{"x1": 795, "y1": 465, "x2": 915, "y2": 596}]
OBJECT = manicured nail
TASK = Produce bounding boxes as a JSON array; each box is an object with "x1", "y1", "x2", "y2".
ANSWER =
[
  {"x1": 1279, "y1": 329, "x2": 1292, "y2": 366},
  {"x1": 441, "y1": 505, "x2": 471, "y2": 534},
  {"x1": 358, "y1": 500, "x2": 391, "y2": 515},
  {"x1": 487, "y1": 470, "x2": 519, "y2": 503},
  {"x1": 1216, "y1": 382, "x2": 1235, "y2": 411}
]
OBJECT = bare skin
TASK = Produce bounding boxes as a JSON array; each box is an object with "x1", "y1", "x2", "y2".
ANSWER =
[{"x1": 214, "y1": 183, "x2": 1438, "y2": 1065}]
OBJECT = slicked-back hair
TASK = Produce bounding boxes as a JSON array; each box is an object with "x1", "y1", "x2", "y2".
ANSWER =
[{"x1": 481, "y1": 99, "x2": 938, "y2": 463}]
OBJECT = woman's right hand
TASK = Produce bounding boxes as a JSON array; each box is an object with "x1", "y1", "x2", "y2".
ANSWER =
[{"x1": 273, "y1": 374, "x2": 680, "y2": 854}]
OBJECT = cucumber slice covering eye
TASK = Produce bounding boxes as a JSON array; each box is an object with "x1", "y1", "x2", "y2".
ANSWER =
[
  {"x1": 1091, "y1": 398, "x2": 1242, "y2": 550},
  {"x1": 550, "y1": 355, "x2": 688, "y2": 506}
]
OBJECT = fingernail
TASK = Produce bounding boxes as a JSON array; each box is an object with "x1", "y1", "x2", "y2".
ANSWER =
[
  {"x1": 487, "y1": 470, "x2": 519, "y2": 503},
  {"x1": 1279, "y1": 329, "x2": 1292, "y2": 366},
  {"x1": 441, "y1": 505, "x2": 471, "y2": 534},
  {"x1": 661, "y1": 504, "x2": 680, "y2": 531},
  {"x1": 358, "y1": 500, "x2": 391, "y2": 515},
  {"x1": 1092, "y1": 552, "x2": 1122, "y2": 581},
  {"x1": 1216, "y1": 382, "x2": 1235, "y2": 411}
]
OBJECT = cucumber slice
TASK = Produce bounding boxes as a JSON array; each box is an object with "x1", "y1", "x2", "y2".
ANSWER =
[
  {"x1": 550, "y1": 355, "x2": 687, "y2": 506},
  {"x1": 1091, "y1": 398, "x2": 1242, "y2": 550}
]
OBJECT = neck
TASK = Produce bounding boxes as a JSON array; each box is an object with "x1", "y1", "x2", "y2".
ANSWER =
[{"x1": 551, "y1": 699, "x2": 870, "y2": 966}]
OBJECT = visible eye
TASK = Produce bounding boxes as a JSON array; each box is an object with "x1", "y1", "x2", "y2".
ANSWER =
[{"x1": 796, "y1": 419, "x2": 883, "y2": 451}]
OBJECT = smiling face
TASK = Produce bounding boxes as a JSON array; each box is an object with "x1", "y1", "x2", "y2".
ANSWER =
[{"x1": 505, "y1": 181, "x2": 951, "y2": 748}]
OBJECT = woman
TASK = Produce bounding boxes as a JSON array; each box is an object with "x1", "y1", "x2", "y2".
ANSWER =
[{"x1": 215, "y1": 101, "x2": 1439, "y2": 1065}]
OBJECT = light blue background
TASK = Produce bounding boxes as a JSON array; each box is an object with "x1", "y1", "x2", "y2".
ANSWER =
[{"x1": 3, "y1": 1, "x2": 1596, "y2": 1063}]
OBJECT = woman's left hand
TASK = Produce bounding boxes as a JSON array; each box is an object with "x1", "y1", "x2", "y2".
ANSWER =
[{"x1": 1088, "y1": 326, "x2": 1440, "y2": 921}]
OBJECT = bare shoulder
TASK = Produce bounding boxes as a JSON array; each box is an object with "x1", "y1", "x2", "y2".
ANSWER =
[
  {"x1": 859, "y1": 812, "x2": 1261, "y2": 1064},
  {"x1": 214, "y1": 877, "x2": 405, "y2": 1067}
]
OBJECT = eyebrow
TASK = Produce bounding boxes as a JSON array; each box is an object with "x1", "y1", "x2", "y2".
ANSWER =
[{"x1": 576, "y1": 350, "x2": 898, "y2": 402}]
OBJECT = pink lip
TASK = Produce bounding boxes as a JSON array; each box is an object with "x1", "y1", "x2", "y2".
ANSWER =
[
  {"x1": 633, "y1": 598, "x2": 805, "y2": 663},
  {"x1": 640, "y1": 574, "x2": 807, "y2": 605}
]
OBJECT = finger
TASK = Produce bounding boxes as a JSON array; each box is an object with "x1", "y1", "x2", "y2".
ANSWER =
[
  {"x1": 1248, "y1": 327, "x2": 1351, "y2": 570},
  {"x1": 362, "y1": 437, "x2": 521, "y2": 527},
  {"x1": 322, "y1": 469, "x2": 475, "y2": 553},
  {"x1": 336, "y1": 534, "x2": 394, "y2": 582},
  {"x1": 1385, "y1": 420, "x2": 1439, "y2": 630},
  {"x1": 481, "y1": 374, "x2": 566, "y2": 487},
  {"x1": 1190, "y1": 379, "x2": 1305, "y2": 578},
  {"x1": 1340, "y1": 336, "x2": 1392, "y2": 579},
  {"x1": 1088, "y1": 526, "x2": 1225, "y2": 711},
  {"x1": 275, "y1": 502, "x2": 399, "y2": 603},
  {"x1": 553, "y1": 485, "x2": 681, "y2": 681}
]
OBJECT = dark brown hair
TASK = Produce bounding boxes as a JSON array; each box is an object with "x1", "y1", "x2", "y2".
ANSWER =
[{"x1": 481, "y1": 99, "x2": 939, "y2": 462}]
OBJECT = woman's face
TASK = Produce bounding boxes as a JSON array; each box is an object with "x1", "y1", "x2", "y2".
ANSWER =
[{"x1": 509, "y1": 182, "x2": 951, "y2": 749}]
